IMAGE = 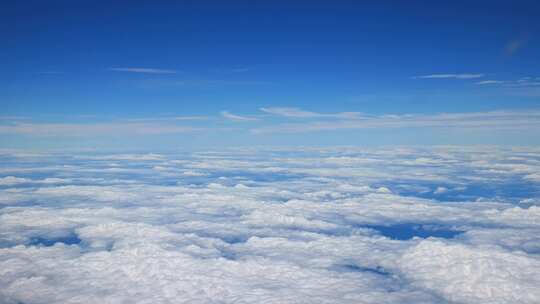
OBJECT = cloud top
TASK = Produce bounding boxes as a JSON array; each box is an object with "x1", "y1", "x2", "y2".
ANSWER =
[{"x1": 1, "y1": 147, "x2": 540, "y2": 303}]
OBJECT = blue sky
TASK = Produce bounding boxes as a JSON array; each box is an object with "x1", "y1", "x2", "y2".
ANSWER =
[{"x1": 1, "y1": 0, "x2": 540, "y2": 149}]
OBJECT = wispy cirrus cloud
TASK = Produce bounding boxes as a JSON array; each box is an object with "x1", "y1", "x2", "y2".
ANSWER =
[
  {"x1": 171, "y1": 116, "x2": 209, "y2": 121},
  {"x1": 260, "y1": 107, "x2": 362, "y2": 119},
  {"x1": 109, "y1": 67, "x2": 178, "y2": 74},
  {"x1": 0, "y1": 122, "x2": 202, "y2": 136},
  {"x1": 414, "y1": 74, "x2": 484, "y2": 79},
  {"x1": 476, "y1": 77, "x2": 540, "y2": 87},
  {"x1": 0, "y1": 116, "x2": 29, "y2": 121},
  {"x1": 4, "y1": 108, "x2": 540, "y2": 140},
  {"x1": 122, "y1": 116, "x2": 210, "y2": 122},
  {"x1": 221, "y1": 111, "x2": 259, "y2": 122},
  {"x1": 476, "y1": 80, "x2": 506, "y2": 85},
  {"x1": 138, "y1": 79, "x2": 272, "y2": 89},
  {"x1": 251, "y1": 110, "x2": 540, "y2": 134}
]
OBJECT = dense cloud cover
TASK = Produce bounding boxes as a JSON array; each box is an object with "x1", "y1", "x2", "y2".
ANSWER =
[{"x1": 1, "y1": 147, "x2": 539, "y2": 303}]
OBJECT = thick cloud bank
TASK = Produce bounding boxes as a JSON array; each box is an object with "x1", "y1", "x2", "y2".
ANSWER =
[{"x1": 1, "y1": 147, "x2": 539, "y2": 303}]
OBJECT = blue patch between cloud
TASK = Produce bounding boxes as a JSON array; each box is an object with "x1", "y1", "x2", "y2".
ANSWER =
[
  {"x1": 364, "y1": 224, "x2": 464, "y2": 240},
  {"x1": 28, "y1": 233, "x2": 82, "y2": 247}
]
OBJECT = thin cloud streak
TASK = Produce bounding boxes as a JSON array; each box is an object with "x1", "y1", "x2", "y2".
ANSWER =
[
  {"x1": 123, "y1": 116, "x2": 210, "y2": 122},
  {"x1": 0, "y1": 122, "x2": 203, "y2": 136},
  {"x1": 414, "y1": 74, "x2": 484, "y2": 79},
  {"x1": 260, "y1": 107, "x2": 362, "y2": 119},
  {"x1": 476, "y1": 78, "x2": 540, "y2": 87},
  {"x1": 139, "y1": 79, "x2": 273, "y2": 89},
  {"x1": 476, "y1": 80, "x2": 506, "y2": 85},
  {"x1": 4, "y1": 109, "x2": 540, "y2": 137},
  {"x1": 0, "y1": 116, "x2": 29, "y2": 121},
  {"x1": 251, "y1": 110, "x2": 540, "y2": 134},
  {"x1": 221, "y1": 111, "x2": 259, "y2": 122},
  {"x1": 109, "y1": 67, "x2": 178, "y2": 74}
]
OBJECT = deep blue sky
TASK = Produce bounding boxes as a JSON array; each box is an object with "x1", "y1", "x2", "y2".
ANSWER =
[{"x1": 1, "y1": 1, "x2": 540, "y2": 149}]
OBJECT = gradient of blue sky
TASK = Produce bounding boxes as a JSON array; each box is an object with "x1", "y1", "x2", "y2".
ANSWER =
[{"x1": 1, "y1": 0, "x2": 540, "y2": 149}]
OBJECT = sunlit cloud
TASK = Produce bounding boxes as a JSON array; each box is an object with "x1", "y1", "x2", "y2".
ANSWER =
[
  {"x1": 109, "y1": 67, "x2": 178, "y2": 74},
  {"x1": 414, "y1": 74, "x2": 484, "y2": 79},
  {"x1": 122, "y1": 116, "x2": 210, "y2": 122},
  {"x1": 0, "y1": 122, "x2": 202, "y2": 136},
  {"x1": 251, "y1": 110, "x2": 540, "y2": 134},
  {"x1": 476, "y1": 80, "x2": 506, "y2": 85},
  {"x1": 260, "y1": 107, "x2": 362, "y2": 119},
  {"x1": 475, "y1": 78, "x2": 540, "y2": 87},
  {"x1": 221, "y1": 111, "x2": 259, "y2": 122},
  {"x1": 1, "y1": 147, "x2": 540, "y2": 303}
]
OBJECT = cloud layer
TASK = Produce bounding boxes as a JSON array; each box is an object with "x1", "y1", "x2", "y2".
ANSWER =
[
  {"x1": 2, "y1": 109, "x2": 539, "y2": 139},
  {"x1": 1, "y1": 146, "x2": 540, "y2": 303},
  {"x1": 252, "y1": 110, "x2": 540, "y2": 134}
]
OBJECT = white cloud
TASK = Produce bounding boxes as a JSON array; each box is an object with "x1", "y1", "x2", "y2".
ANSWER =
[
  {"x1": 182, "y1": 170, "x2": 207, "y2": 176},
  {"x1": 109, "y1": 67, "x2": 177, "y2": 74},
  {"x1": 414, "y1": 73, "x2": 484, "y2": 79},
  {"x1": 251, "y1": 110, "x2": 540, "y2": 134},
  {"x1": 0, "y1": 176, "x2": 69, "y2": 186},
  {"x1": 3, "y1": 108, "x2": 539, "y2": 139},
  {"x1": 123, "y1": 116, "x2": 209, "y2": 122},
  {"x1": 476, "y1": 80, "x2": 506, "y2": 85},
  {"x1": 142, "y1": 79, "x2": 272, "y2": 88},
  {"x1": 476, "y1": 78, "x2": 540, "y2": 87},
  {"x1": 433, "y1": 186, "x2": 448, "y2": 194},
  {"x1": 0, "y1": 176, "x2": 30, "y2": 185},
  {"x1": 1, "y1": 147, "x2": 540, "y2": 303},
  {"x1": 0, "y1": 122, "x2": 202, "y2": 136},
  {"x1": 399, "y1": 240, "x2": 540, "y2": 303},
  {"x1": 220, "y1": 111, "x2": 259, "y2": 121},
  {"x1": 260, "y1": 107, "x2": 362, "y2": 119},
  {"x1": 524, "y1": 173, "x2": 540, "y2": 182},
  {"x1": 76, "y1": 153, "x2": 165, "y2": 161},
  {"x1": 172, "y1": 116, "x2": 209, "y2": 121},
  {"x1": 0, "y1": 116, "x2": 29, "y2": 120}
]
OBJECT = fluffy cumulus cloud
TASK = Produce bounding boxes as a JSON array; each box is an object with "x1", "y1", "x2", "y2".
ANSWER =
[{"x1": 1, "y1": 146, "x2": 540, "y2": 303}]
